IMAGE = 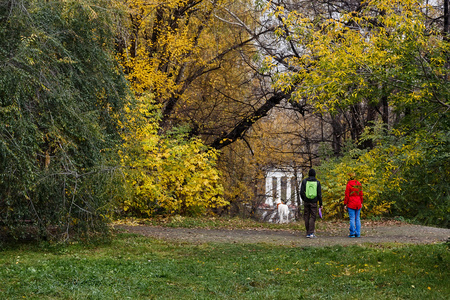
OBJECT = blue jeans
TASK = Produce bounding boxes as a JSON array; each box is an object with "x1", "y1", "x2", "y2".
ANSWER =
[{"x1": 348, "y1": 208, "x2": 361, "y2": 237}]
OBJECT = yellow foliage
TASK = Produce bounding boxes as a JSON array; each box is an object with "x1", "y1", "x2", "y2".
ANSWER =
[
  {"x1": 319, "y1": 118, "x2": 432, "y2": 219},
  {"x1": 119, "y1": 0, "x2": 240, "y2": 100},
  {"x1": 118, "y1": 94, "x2": 227, "y2": 216},
  {"x1": 268, "y1": 0, "x2": 446, "y2": 113},
  {"x1": 320, "y1": 151, "x2": 392, "y2": 219}
]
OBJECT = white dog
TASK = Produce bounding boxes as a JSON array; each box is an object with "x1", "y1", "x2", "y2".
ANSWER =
[{"x1": 275, "y1": 199, "x2": 289, "y2": 223}]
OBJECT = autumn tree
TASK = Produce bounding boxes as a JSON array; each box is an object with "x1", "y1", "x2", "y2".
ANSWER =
[
  {"x1": 114, "y1": 0, "x2": 293, "y2": 216},
  {"x1": 262, "y1": 0, "x2": 449, "y2": 224},
  {"x1": 116, "y1": 0, "x2": 287, "y2": 143}
]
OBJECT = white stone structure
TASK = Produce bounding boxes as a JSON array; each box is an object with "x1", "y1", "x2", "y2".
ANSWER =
[{"x1": 264, "y1": 168, "x2": 302, "y2": 207}]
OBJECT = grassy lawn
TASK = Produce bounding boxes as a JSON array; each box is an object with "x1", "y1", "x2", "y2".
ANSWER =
[{"x1": 1, "y1": 231, "x2": 448, "y2": 299}]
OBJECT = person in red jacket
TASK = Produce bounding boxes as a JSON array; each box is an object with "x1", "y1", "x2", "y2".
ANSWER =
[{"x1": 344, "y1": 173, "x2": 363, "y2": 238}]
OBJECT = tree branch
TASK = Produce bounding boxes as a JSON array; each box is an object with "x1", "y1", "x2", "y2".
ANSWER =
[{"x1": 209, "y1": 92, "x2": 287, "y2": 149}]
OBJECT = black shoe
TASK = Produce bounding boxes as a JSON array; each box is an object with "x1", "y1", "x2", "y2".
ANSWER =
[{"x1": 348, "y1": 234, "x2": 356, "y2": 238}]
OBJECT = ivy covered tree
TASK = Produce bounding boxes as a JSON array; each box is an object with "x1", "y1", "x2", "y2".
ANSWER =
[{"x1": 0, "y1": 0, "x2": 131, "y2": 240}]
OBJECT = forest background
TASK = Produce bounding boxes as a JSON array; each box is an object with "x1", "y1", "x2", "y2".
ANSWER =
[{"x1": 1, "y1": 0, "x2": 449, "y2": 241}]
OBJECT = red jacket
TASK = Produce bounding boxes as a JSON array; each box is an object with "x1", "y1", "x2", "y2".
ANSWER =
[{"x1": 344, "y1": 179, "x2": 363, "y2": 210}]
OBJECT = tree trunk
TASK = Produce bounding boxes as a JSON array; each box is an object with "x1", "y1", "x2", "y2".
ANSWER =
[{"x1": 444, "y1": 0, "x2": 449, "y2": 40}]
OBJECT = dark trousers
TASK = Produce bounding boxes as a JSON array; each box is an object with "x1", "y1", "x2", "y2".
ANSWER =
[{"x1": 303, "y1": 202, "x2": 318, "y2": 235}]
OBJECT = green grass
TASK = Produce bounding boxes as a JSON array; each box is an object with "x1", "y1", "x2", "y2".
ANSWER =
[{"x1": 0, "y1": 233, "x2": 448, "y2": 299}]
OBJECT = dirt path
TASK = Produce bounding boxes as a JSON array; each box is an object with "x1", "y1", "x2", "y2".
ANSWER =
[{"x1": 115, "y1": 223, "x2": 450, "y2": 247}]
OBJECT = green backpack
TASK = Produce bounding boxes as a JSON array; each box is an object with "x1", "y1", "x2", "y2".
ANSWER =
[{"x1": 305, "y1": 181, "x2": 318, "y2": 199}]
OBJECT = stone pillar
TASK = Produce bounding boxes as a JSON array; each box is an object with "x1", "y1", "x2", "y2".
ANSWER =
[
  {"x1": 296, "y1": 175, "x2": 303, "y2": 205},
  {"x1": 286, "y1": 176, "x2": 291, "y2": 205},
  {"x1": 265, "y1": 175, "x2": 273, "y2": 206},
  {"x1": 276, "y1": 175, "x2": 281, "y2": 204}
]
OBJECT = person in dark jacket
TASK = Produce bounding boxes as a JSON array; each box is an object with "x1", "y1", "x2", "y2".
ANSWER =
[
  {"x1": 300, "y1": 168, "x2": 323, "y2": 238},
  {"x1": 344, "y1": 173, "x2": 364, "y2": 238}
]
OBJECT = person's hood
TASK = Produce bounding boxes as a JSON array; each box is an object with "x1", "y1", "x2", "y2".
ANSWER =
[{"x1": 348, "y1": 179, "x2": 361, "y2": 186}]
